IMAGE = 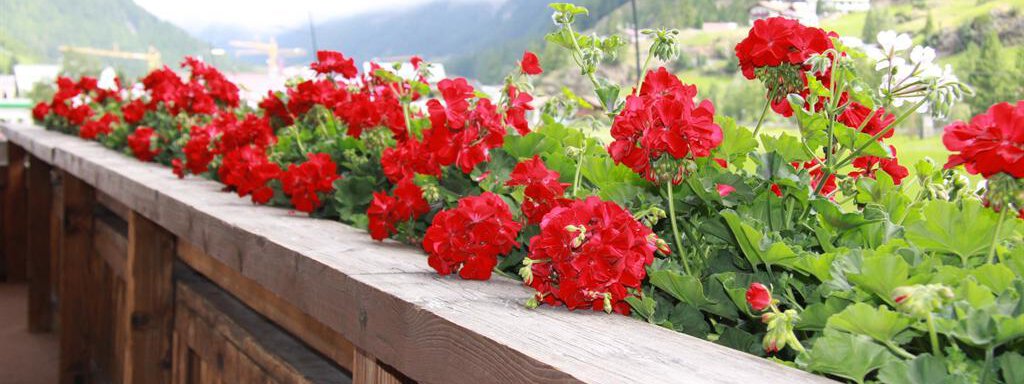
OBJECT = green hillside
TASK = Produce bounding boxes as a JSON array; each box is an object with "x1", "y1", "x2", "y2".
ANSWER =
[{"x1": 0, "y1": 0, "x2": 221, "y2": 76}]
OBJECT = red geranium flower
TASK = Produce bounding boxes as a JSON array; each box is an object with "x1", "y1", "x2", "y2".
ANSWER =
[
  {"x1": 746, "y1": 282, "x2": 772, "y2": 312},
  {"x1": 66, "y1": 104, "x2": 94, "y2": 126},
  {"x1": 127, "y1": 126, "x2": 161, "y2": 162},
  {"x1": 838, "y1": 102, "x2": 896, "y2": 139},
  {"x1": 850, "y1": 145, "x2": 909, "y2": 184},
  {"x1": 422, "y1": 192, "x2": 521, "y2": 280},
  {"x1": 524, "y1": 196, "x2": 658, "y2": 315},
  {"x1": 32, "y1": 102, "x2": 49, "y2": 120},
  {"x1": 520, "y1": 51, "x2": 543, "y2": 75},
  {"x1": 311, "y1": 50, "x2": 359, "y2": 78},
  {"x1": 607, "y1": 68, "x2": 722, "y2": 183},
  {"x1": 219, "y1": 146, "x2": 281, "y2": 204},
  {"x1": 943, "y1": 101, "x2": 1024, "y2": 178},
  {"x1": 380, "y1": 138, "x2": 441, "y2": 183},
  {"x1": 367, "y1": 178, "x2": 431, "y2": 241},
  {"x1": 280, "y1": 153, "x2": 341, "y2": 213},
  {"x1": 79, "y1": 113, "x2": 118, "y2": 140},
  {"x1": 505, "y1": 155, "x2": 569, "y2": 224},
  {"x1": 122, "y1": 99, "x2": 148, "y2": 124},
  {"x1": 259, "y1": 91, "x2": 294, "y2": 127},
  {"x1": 794, "y1": 159, "x2": 836, "y2": 196},
  {"x1": 505, "y1": 85, "x2": 534, "y2": 135},
  {"x1": 214, "y1": 113, "x2": 277, "y2": 155},
  {"x1": 181, "y1": 124, "x2": 217, "y2": 176},
  {"x1": 423, "y1": 78, "x2": 507, "y2": 173}
]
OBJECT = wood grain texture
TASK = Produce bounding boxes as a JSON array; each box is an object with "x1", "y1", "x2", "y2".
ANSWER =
[
  {"x1": 174, "y1": 266, "x2": 350, "y2": 384},
  {"x1": 4, "y1": 143, "x2": 27, "y2": 281},
  {"x1": 26, "y1": 154, "x2": 54, "y2": 332},
  {"x1": 352, "y1": 349, "x2": 404, "y2": 384},
  {"x1": 3, "y1": 122, "x2": 837, "y2": 384},
  {"x1": 59, "y1": 170, "x2": 95, "y2": 384},
  {"x1": 177, "y1": 240, "x2": 356, "y2": 373},
  {"x1": 123, "y1": 211, "x2": 176, "y2": 383}
]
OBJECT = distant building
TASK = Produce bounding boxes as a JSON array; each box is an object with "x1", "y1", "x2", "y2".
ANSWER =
[
  {"x1": 12, "y1": 64, "x2": 60, "y2": 96},
  {"x1": 0, "y1": 75, "x2": 16, "y2": 99},
  {"x1": 822, "y1": 0, "x2": 871, "y2": 14},
  {"x1": 701, "y1": 22, "x2": 739, "y2": 32},
  {"x1": 749, "y1": 0, "x2": 819, "y2": 26}
]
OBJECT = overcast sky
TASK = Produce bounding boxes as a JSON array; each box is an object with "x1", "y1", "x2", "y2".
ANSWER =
[{"x1": 134, "y1": 0, "x2": 491, "y2": 32}]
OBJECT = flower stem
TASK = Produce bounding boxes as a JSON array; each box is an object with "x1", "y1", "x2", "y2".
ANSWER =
[
  {"x1": 666, "y1": 181, "x2": 692, "y2": 275},
  {"x1": 634, "y1": 50, "x2": 653, "y2": 94},
  {"x1": 926, "y1": 313, "x2": 942, "y2": 357},
  {"x1": 752, "y1": 95, "x2": 772, "y2": 137},
  {"x1": 981, "y1": 347, "x2": 995, "y2": 383},
  {"x1": 572, "y1": 141, "x2": 586, "y2": 197},
  {"x1": 884, "y1": 341, "x2": 917, "y2": 360},
  {"x1": 988, "y1": 207, "x2": 1009, "y2": 264}
]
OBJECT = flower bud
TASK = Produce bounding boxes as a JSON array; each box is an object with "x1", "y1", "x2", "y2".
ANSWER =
[
  {"x1": 761, "y1": 309, "x2": 803, "y2": 354},
  {"x1": 525, "y1": 296, "x2": 540, "y2": 309},
  {"x1": 891, "y1": 284, "x2": 954, "y2": 318},
  {"x1": 746, "y1": 282, "x2": 772, "y2": 312}
]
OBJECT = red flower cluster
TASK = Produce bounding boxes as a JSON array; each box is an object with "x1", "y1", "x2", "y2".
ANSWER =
[
  {"x1": 380, "y1": 138, "x2": 441, "y2": 183},
  {"x1": 734, "y1": 17, "x2": 835, "y2": 117},
  {"x1": 218, "y1": 145, "x2": 281, "y2": 204},
  {"x1": 943, "y1": 101, "x2": 1024, "y2": 178},
  {"x1": 127, "y1": 127, "x2": 161, "y2": 162},
  {"x1": 607, "y1": 68, "x2": 722, "y2": 183},
  {"x1": 180, "y1": 124, "x2": 217, "y2": 176},
  {"x1": 273, "y1": 76, "x2": 406, "y2": 139},
  {"x1": 310, "y1": 51, "x2": 359, "y2": 78},
  {"x1": 793, "y1": 159, "x2": 836, "y2": 195},
  {"x1": 33, "y1": 75, "x2": 123, "y2": 127},
  {"x1": 505, "y1": 85, "x2": 534, "y2": 135},
  {"x1": 524, "y1": 197, "x2": 657, "y2": 315},
  {"x1": 423, "y1": 78, "x2": 507, "y2": 173},
  {"x1": 368, "y1": 178, "x2": 431, "y2": 240},
  {"x1": 422, "y1": 193, "x2": 522, "y2": 280},
  {"x1": 838, "y1": 102, "x2": 896, "y2": 139},
  {"x1": 506, "y1": 156, "x2": 569, "y2": 224},
  {"x1": 280, "y1": 153, "x2": 341, "y2": 213},
  {"x1": 79, "y1": 113, "x2": 118, "y2": 140},
  {"x1": 122, "y1": 99, "x2": 148, "y2": 124}
]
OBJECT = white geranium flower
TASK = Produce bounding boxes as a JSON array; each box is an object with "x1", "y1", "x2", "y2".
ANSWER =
[
  {"x1": 910, "y1": 46, "x2": 936, "y2": 65},
  {"x1": 98, "y1": 67, "x2": 118, "y2": 91},
  {"x1": 876, "y1": 56, "x2": 906, "y2": 71},
  {"x1": 877, "y1": 30, "x2": 912, "y2": 53}
]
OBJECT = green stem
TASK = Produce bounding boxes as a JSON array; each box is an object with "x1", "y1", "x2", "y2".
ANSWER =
[
  {"x1": 571, "y1": 141, "x2": 586, "y2": 197},
  {"x1": 926, "y1": 313, "x2": 942, "y2": 358},
  {"x1": 291, "y1": 126, "x2": 307, "y2": 154},
  {"x1": 752, "y1": 94, "x2": 772, "y2": 137},
  {"x1": 884, "y1": 341, "x2": 917, "y2": 360},
  {"x1": 988, "y1": 207, "x2": 1009, "y2": 264},
  {"x1": 634, "y1": 50, "x2": 653, "y2": 94},
  {"x1": 981, "y1": 347, "x2": 995, "y2": 383},
  {"x1": 836, "y1": 97, "x2": 929, "y2": 168},
  {"x1": 666, "y1": 181, "x2": 692, "y2": 276}
]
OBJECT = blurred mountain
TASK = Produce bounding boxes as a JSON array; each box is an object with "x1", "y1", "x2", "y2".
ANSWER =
[
  {"x1": 275, "y1": 0, "x2": 628, "y2": 81},
  {"x1": 0, "y1": 0, "x2": 231, "y2": 75}
]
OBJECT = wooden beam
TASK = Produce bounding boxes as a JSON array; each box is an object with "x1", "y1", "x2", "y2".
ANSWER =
[
  {"x1": 3, "y1": 143, "x2": 27, "y2": 281},
  {"x1": 121, "y1": 210, "x2": 175, "y2": 383},
  {"x1": 177, "y1": 240, "x2": 355, "y2": 373},
  {"x1": 59, "y1": 170, "x2": 95, "y2": 384},
  {"x1": 26, "y1": 155, "x2": 54, "y2": 332},
  {"x1": 352, "y1": 349, "x2": 404, "y2": 384}
]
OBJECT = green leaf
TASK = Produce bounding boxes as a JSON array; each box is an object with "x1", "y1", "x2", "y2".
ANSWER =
[
  {"x1": 649, "y1": 269, "x2": 715, "y2": 308},
  {"x1": 834, "y1": 123, "x2": 889, "y2": 157},
  {"x1": 999, "y1": 352, "x2": 1024, "y2": 384},
  {"x1": 625, "y1": 294, "x2": 656, "y2": 323},
  {"x1": 827, "y1": 302, "x2": 913, "y2": 344},
  {"x1": 968, "y1": 264, "x2": 1016, "y2": 294},
  {"x1": 847, "y1": 252, "x2": 909, "y2": 305},
  {"x1": 877, "y1": 354, "x2": 951, "y2": 384},
  {"x1": 803, "y1": 330, "x2": 897, "y2": 384},
  {"x1": 720, "y1": 210, "x2": 765, "y2": 268},
  {"x1": 761, "y1": 132, "x2": 813, "y2": 163},
  {"x1": 713, "y1": 116, "x2": 758, "y2": 168},
  {"x1": 797, "y1": 299, "x2": 848, "y2": 331},
  {"x1": 906, "y1": 200, "x2": 1019, "y2": 264}
]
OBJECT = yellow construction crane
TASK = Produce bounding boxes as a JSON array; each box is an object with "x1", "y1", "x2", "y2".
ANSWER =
[
  {"x1": 229, "y1": 38, "x2": 305, "y2": 75},
  {"x1": 58, "y1": 45, "x2": 162, "y2": 70}
]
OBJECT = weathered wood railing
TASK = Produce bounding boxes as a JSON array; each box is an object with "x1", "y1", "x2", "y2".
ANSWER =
[{"x1": 0, "y1": 122, "x2": 834, "y2": 384}]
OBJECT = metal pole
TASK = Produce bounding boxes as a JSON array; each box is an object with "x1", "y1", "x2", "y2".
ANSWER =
[
  {"x1": 308, "y1": 12, "x2": 319, "y2": 53},
  {"x1": 631, "y1": 0, "x2": 640, "y2": 83}
]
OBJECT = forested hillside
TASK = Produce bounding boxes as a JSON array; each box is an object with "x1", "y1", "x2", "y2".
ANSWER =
[{"x1": 0, "y1": 0, "x2": 218, "y2": 75}]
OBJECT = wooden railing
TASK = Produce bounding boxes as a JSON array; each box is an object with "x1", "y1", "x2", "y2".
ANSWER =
[{"x1": 0, "y1": 122, "x2": 834, "y2": 384}]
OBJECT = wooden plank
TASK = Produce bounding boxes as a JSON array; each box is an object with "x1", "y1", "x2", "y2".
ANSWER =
[
  {"x1": 3, "y1": 143, "x2": 27, "y2": 281},
  {"x1": 173, "y1": 266, "x2": 349, "y2": 384},
  {"x1": 26, "y1": 154, "x2": 54, "y2": 332},
  {"x1": 59, "y1": 170, "x2": 95, "y2": 384},
  {"x1": 177, "y1": 240, "x2": 356, "y2": 373},
  {"x1": 352, "y1": 349, "x2": 404, "y2": 384},
  {"x1": 97, "y1": 190, "x2": 131, "y2": 222},
  {"x1": 93, "y1": 212, "x2": 128, "y2": 279},
  {"x1": 122, "y1": 210, "x2": 176, "y2": 384},
  {"x1": 50, "y1": 171, "x2": 63, "y2": 330},
  {"x1": 2, "y1": 122, "x2": 836, "y2": 384}
]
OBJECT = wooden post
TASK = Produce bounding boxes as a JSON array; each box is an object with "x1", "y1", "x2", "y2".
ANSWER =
[
  {"x1": 59, "y1": 171, "x2": 95, "y2": 384},
  {"x1": 122, "y1": 211, "x2": 175, "y2": 383},
  {"x1": 3, "y1": 144, "x2": 27, "y2": 282},
  {"x1": 26, "y1": 155, "x2": 54, "y2": 332},
  {"x1": 353, "y1": 349, "x2": 404, "y2": 384}
]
